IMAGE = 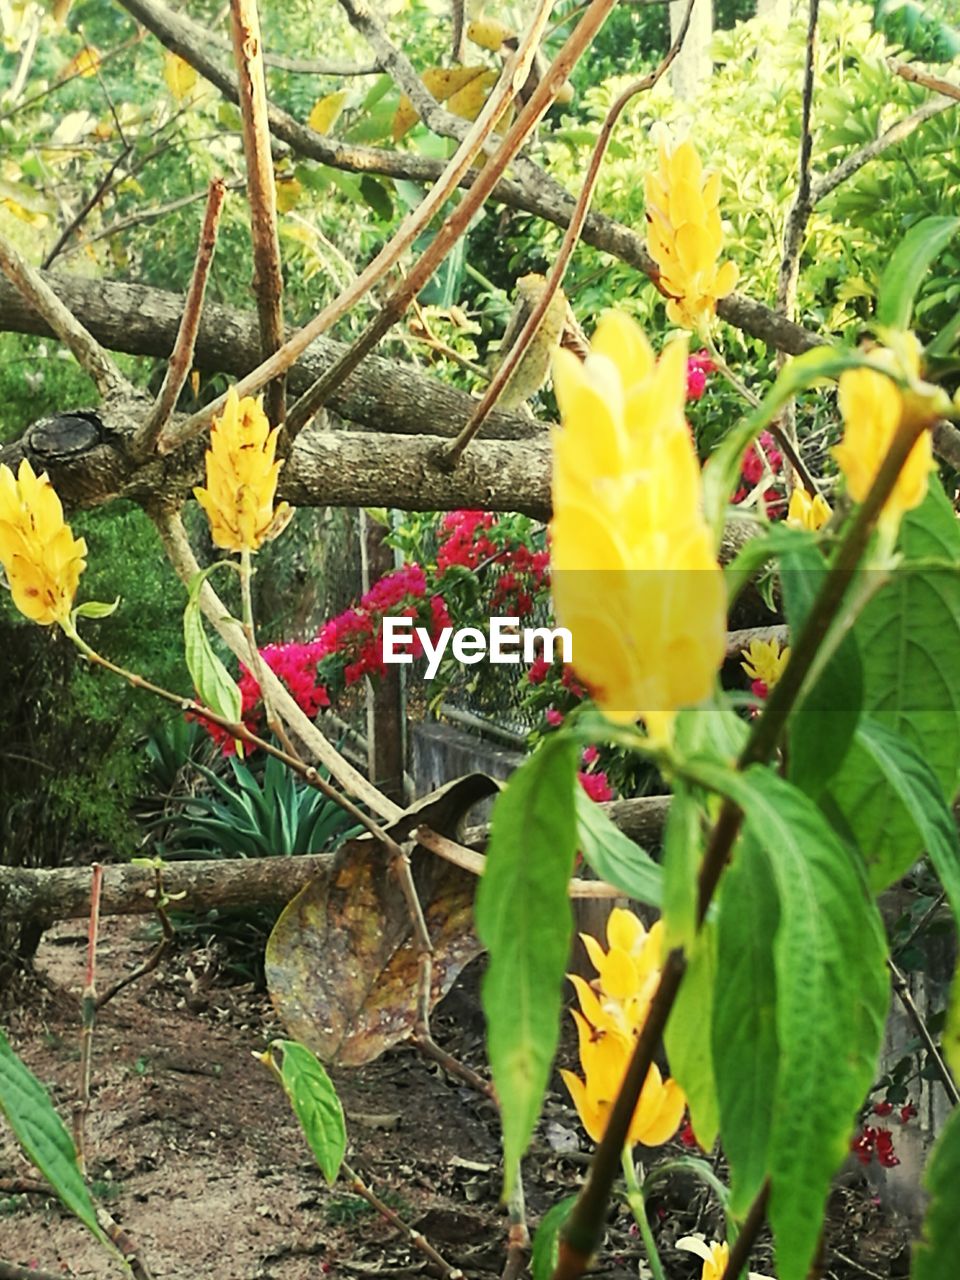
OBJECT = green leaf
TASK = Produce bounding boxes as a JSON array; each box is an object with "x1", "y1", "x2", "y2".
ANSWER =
[
  {"x1": 531, "y1": 1196, "x2": 578, "y2": 1280},
  {"x1": 575, "y1": 787, "x2": 662, "y2": 908},
  {"x1": 72, "y1": 597, "x2": 120, "y2": 620},
  {"x1": 0, "y1": 1028, "x2": 108, "y2": 1247},
  {"x1": 780, "y1": 539, "x2": 862, "y2": 797},
  {"x1": 665, "y1": 922, "x2": 719, "y2": 1152},
  {"x1": 680, "y1": 762, "x2": 889, "y2": 1280},
  {"x1": 875, "y1": 215, "x2": 960, "y2": 331},
  {"x1": 183, "y1": 571, "x2": 242, "y2": 727},
  {"x1": 713, "y1": 833, "x2": 779, "y2": 1216},
  {"x1": 913, "y1": 1106, "x2": 960, "y2": 1280},
  {"x1": 359, "y1": 174, "x2": 394, "y2": 221},
  {"x1": 475, "y1": 736, "x2": 579, "y2": 1191},
  {"x1": 824, "y1": 484, "x2": 960, "y2": 887},
  {"x1": 266, "y1": 1039, "x2": 346, "y2": 1185}
]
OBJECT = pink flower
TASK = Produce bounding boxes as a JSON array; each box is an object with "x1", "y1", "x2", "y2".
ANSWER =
[
  {"x1": 545, "y1": 708, "x2": 564, "y2": 727},
  {"x1": 577, "y1": 770, "x2": 613, "y2": 803},
  {"x1": 528, "y1": 654, "x2": 550, "y2": 685},
  {"x1": 582, "y1": 745, "x2": 599, "y2": 766}
]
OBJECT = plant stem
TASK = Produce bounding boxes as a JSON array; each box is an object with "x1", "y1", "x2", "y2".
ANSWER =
[{"x1": 621, "y1": 1148, "x2": 666, "y2": 1280}]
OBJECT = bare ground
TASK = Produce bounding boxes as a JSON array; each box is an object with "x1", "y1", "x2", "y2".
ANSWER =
[{"x1": 0, "y1": 916, "x2": 911, "y2": 1280}]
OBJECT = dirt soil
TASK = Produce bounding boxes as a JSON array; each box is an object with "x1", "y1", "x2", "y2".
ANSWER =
[{"x1": 0, "y1": 916, "x2": 911, "y2": 1280}]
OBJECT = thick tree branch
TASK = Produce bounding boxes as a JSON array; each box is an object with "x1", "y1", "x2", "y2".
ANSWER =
[{"x1": 0, "y1": 233, "x2": 128, "y2": 397}]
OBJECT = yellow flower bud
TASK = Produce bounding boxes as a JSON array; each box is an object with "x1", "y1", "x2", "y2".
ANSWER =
[
  {"x1": 550, "y1": 312, "x2": 726, "y2": 742},
  {"x1": 0, "y1": 459, "x2": 87, "y2": 626},
  {"x1": 466, "y1": 16, "x2": 514, "y2": 51},
  {"x1": 833, "y1": 334, "x2": 948, "y2": 535},
  {"x1": 193, "y1": 388, "x2": 284, "y2": 553},
  {"x1": 644, "y1": 127, "x2": 738, "y2": 334}
]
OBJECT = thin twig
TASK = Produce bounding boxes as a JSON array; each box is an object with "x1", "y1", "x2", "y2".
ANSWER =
[
  {"x1": 135, "y1": 178, "x2": 226, "y2": 458},
  {"x1": 72, "y1": 863, "x2": 103, "y2": 1176},
  {"x1": 889, "y1": 57, "x2": 960, "y2": 103},
  {"x1": 283, "y1": 0, "x2": 617, "y2": 437},
  {"x1": 230, "y1": 0, "x2": 286, "y2": 430},
  {"x1": 0, "y1": 1262, "x2": 69, "y2": 1280},
  {"x1": 442, "y1": 0, "x2": 697, "y2": 469},
  {"x1": 0, "y1": 232, "x2": 127, "y2": 396},
  {"x1": 720, "y1": 1180, "x2": 771, "y2": 1280},
  {"x1": 95, "y1": 866, "x2": 176, "y2": 1009},
  {"x1": 342, "y1": 1161, "x2": 465, "y2": 1280},
  {"x1": 888, "y1": 957, "x2": 960, "y2": 1107},
  {"x1": 775, "y1": 0, "x2": 820, "y2": 492},
  {"x1": 810, "y1": 97, "x2": 956, "y2": 205}
]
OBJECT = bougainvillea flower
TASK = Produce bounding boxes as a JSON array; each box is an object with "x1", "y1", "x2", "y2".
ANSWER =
[
  {"x1": 740, "y1": 637, "x2": 790, "y2": 690},
  {"x1": 644, "y1": 128, "x2": 739, "y2": 333},
  {"x1": 833, "y1": 333, "x2": 948, "y2": 535},
  {"x1": 561, "y1": 908, "x2": 685, "y2": 1147},
  {"x1": 787, "y1": 487, "x2": 832, "y2": 531},
  {"x1": 550, "y1": 311, "x2": 726, "y2": 743},
  {"x1": 0, "y1": 459, "x2": 87, "y2": 625},
  {"x1": 194, "y1": 388, "x2": 285, "y2": 551}
]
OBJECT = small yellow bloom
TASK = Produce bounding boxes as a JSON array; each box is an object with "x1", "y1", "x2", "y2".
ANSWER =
[
  {"x1": 644, "y1": 128, "x2": 739, "y2": 334},
  {"x1": 0, "y1": 459, "x2": 87, "y2": 626},
  {"x1": 741, "y1": 637, "x2": 790, "y2": 689},
  {"x1": 677, "y1": 1238, "x2": 730, "y2": 1280},
  {"x1": 193, "y1": 388, "x2": 284, "y2": 552},
  {"x1": 833, "y1": 333, "x2": 948, "y2": 535},
  {"x1": 787, "y1": 487, "x2": 832, "y2": 531},
  {"x1": 550, "y1": 312, "x2": 726, "y2": 742},
  {"x1": 561, "y1": 908, "x2": 686, "y2": 1148}
]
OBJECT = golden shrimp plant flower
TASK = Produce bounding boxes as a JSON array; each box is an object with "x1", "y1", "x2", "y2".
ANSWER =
[
  {"x1": 193, "y1": 388, "x2": 284, "y2": 552},
  {"x1": 550, "y1": 311, "x2": 726, "y2": 744},
  {"x1": 740, "y1": 637, "x2": 790, "y2": 690},
  {"x1": 644, "y1": 128, "x2": 739, "y2": 334},
  {"x1": 0, "y1": 459, "x2": 87, "y2": 626},
  {"x1": 787, "y1": 487, "x2": 832, "y2": 531},
  {"x1": 560, "y1": 909, "x2": 686, "y2": 1148},
  {"x1": 833, "y1": 333, "x2": 948, "y2": 536}
]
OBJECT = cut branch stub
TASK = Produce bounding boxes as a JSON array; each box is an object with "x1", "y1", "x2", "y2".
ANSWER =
[{"x1": 265, "y1": 774, "x2": 498, "y2": 1067}]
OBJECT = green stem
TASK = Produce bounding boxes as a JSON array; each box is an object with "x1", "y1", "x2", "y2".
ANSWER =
[{"x1": 621, "y1": 1148, "x2": 666, "y2": 1280}]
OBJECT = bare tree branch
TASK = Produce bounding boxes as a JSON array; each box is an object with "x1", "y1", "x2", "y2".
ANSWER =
[
  {"x1": 135, "y1": 178, "x2": 227, "y2": 458},
  {"x1": 889, "y1": 56, "x2": 960, "y2": 102},
  {"x1": 229, "y1": 0, "x2": 286, "y2": 429}
]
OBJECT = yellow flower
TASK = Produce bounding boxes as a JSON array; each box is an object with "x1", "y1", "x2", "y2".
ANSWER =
[
  {"x1": 644, "y1": 128, "x2": 739, "y2": 333},
  {"x1": 550, "y1": 312, "x2": 726, "y2": 744},
  {"x1": 193, "y1": 388, "x2": 284, "y2": 552},
  {"x1": 787, "y1": 487, "x2": 832, "y2": 531},
  {"x1": 0, "y1": 459, "x2": 87, "y2": 626},
  {"x1": 833, "y1": 333, "x2": 948, "y2": 534},
  {"x1": 677, "y1": 1238, "x2": 730, "y2": 1280},
  {"x1": 561, "y1": 909, "x2": 685, "y2": 1148},
  {"x1": 741, "y1": 637, "x2": 790, "y2": 689}
]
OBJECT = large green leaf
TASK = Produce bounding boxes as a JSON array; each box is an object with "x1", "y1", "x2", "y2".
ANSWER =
[
  {"x1": 475, "y1": 737, "x2": 579, "y2": 1190},
  {"x1": 665, "y1": 921, "x2": 719, "y2": 1152},
  {"x1": 183, "y1": 569, "x2": 242, "y2": 727},
  {"x1": 875, "y1": 215, "x2": 960, "y2": 331},
  {"x1": 574, "y1": 787, "x2": 662, "y2": 907},
  {"x1": 712, "y1": 833, "x2": 779, "y2": 1216},
  {"x1": 660, "y1": 779, "x2": 702, "y2": 949},
  {"x1": 913, "y1": 1106, "x2": 960, "y2": 1280},
  {"x1": 780, "y1": 539, "x2": 862, "y2": 798},
  {"x1": 823, "y1": 484, "x2": 960, "y2": 886},
  {"x1": 0, "y1": 1029, "x2": 108, "y2": 1248},
  {"x1": 681, "y1": 762, "x2": 889, "y2": 1280}
]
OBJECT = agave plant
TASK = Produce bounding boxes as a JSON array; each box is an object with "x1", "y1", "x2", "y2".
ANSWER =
[{"x1": 154, "y1": 751, "x2": 360, "y2": 859}]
